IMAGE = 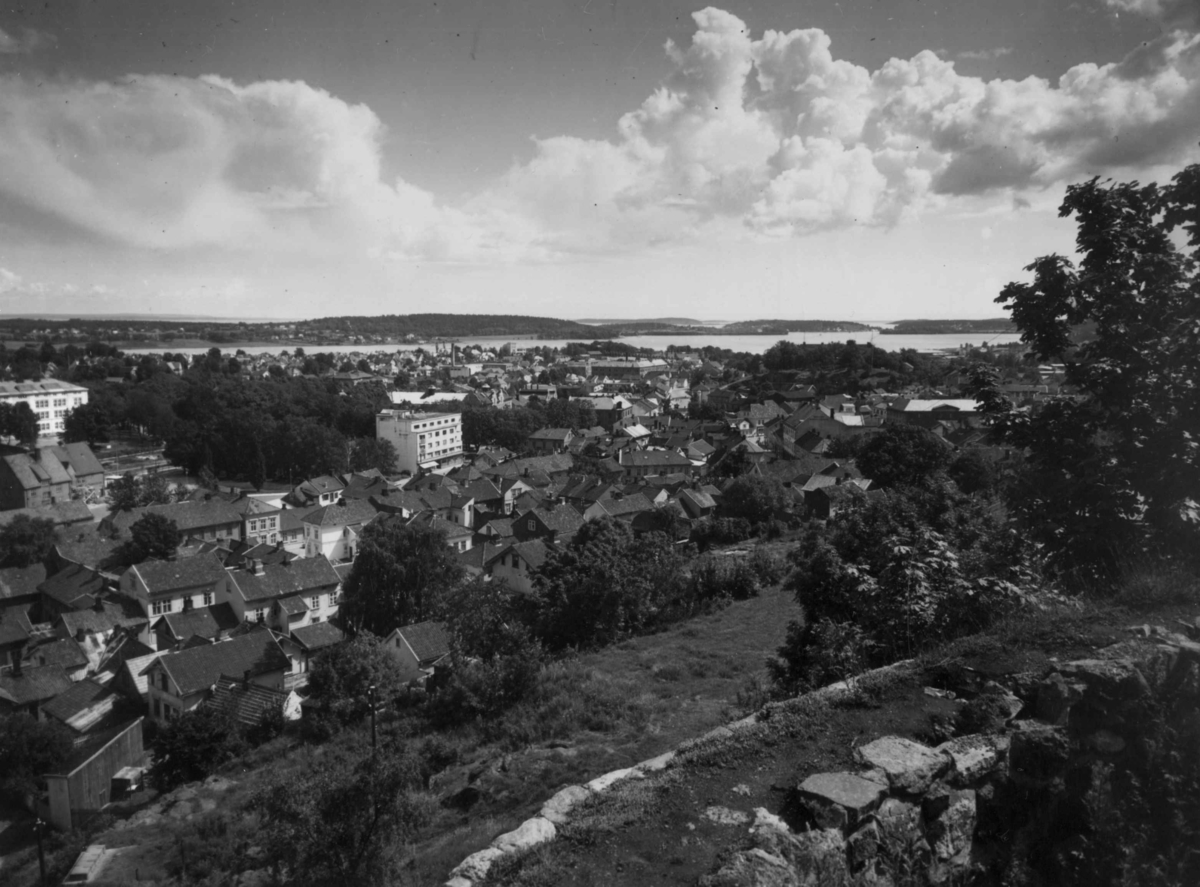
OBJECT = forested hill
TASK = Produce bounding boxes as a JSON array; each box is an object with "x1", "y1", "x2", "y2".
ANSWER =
[
  {"x1": 881, "y1": 318, "x2": 1016, "y2": 334},
  {"x1": 307, "y1": 313, "x2": 625, "y2": 339}
]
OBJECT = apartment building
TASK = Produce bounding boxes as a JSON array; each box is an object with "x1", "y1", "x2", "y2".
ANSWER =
[
  {"x1": 0, "y1": 380, "x2": 89, "y2": 439},
  {"x1": 375, "y1": 409, "x2": 464, "y2": 474}
]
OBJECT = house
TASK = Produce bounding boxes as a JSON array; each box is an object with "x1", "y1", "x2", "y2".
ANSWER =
[
  {"x1": 0, "y1": 609, "x2": 33, "y2": 671},
  {"x1": 484, "y1": 539, "x2": 548, "y2": 595},
  {"x1": 512, "y1": 502, "x2": 585, "y2": 545},
  {"x1": 44, "y1": 717, "x2": 143, "y2": 831},
  {"x1": 0, "y1": 448, "x2": 73, "y2": 510},
  {"x1": 886, "y1": 399, "x2": 983, "y2": 430},
  {"x1": 40, "y1": 678, "x2": 125, "y2": 742},
  {"x1": 226, "y1": 556, "x2": 342, "y2": 631},
  {"x1": 38, "y1": 563, "x2": 108, "y2": 621},
  {"x1": 0, "y1": 562, "x2": 47, "y2": 617},
  {"x1": 375, "y1": 409, "x2": 464, "y2": 474},
  {"x1": 527, "y1": 428, "x2": 575, "y2": 454},
  {"x1": 283, "y1": 475, "x2": 346, "y2": 508},
  {"x1": 117, "y1": 551, "x2": 230, "y2": 621},
  {"x1": 232, "y1": 496, "x2": 283, "y2": 546},
  {"x1": 0, "y1": 378, "x2": 89, "y2": 440},
  {"x1": 152, "y1": 603, "x2": 240, "y2": 650},
  {"x1": 278, "y1": 505, "x2": 319, "y2": 557},
  {"x1": 26, "y1": 637, "x2": 90, "y2": 681},
  {"x1": 48, "y1": 443, "x2": 106, "y2": 494},
  {"x1": 0, "y1": 500, "x2": 94, "y2": 533},
  {"x1": 678, "y1": 488, "x2": 717, "y2": 520},
  {"x1": 103, "y1": 500, "x2": 243, "y2": 545},
  {"x1": 275, "y1": 621, "x2": 345, "y2": 691},
  {"x1": 383, "y1": 621, "x2": 450, "y2": 684},
  {"x1": 142, "y1": 628, "x2": 289, "y2": 723},
  {"x1": 408, "y1": 511, "x2": 474, "y2": 553},
  {"x1": 302, "y1": 499, "x2": 379, "y2": 562},
  {"x1": 204, "y1": 676, "x2": 301, "y2": 726},
  {"x1": 0, "y1": 664, "x2": 73, "y2": 716},
  {"x1": 619, "y1": 449, "x2": 694, "y2": 479}
]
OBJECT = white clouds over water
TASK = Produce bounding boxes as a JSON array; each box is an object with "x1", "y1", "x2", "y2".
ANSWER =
[{"x1": 2, "y1": 6, "x2": 1199, "y2": 270}]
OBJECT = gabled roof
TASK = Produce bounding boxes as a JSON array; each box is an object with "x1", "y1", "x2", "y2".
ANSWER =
[
  {"x1": 597, "y1": 493, "x2": 654, "y2": 518},
  {"x1": 107, "y1": 500, "x2": 243, "y2": 535},
  {"x1": 288, "y1": 621, "x2": 345, "y2": 652},
  {"x1": 303, "y1": 499, "x2": 380, "y2": 528},
  {"x1": 227, "y1": 557, "x2": 341, "y2": 603},
  {"x1": 158, "y1": 603, "x2": 240, "y2": 642},
  {"x1": 395, "y1": 621, "x2": 450, "y2": 665},
  {"x1": 528, "y1": 427, "x2": 574, "y2": 441},
  {"x1": 40, "y1": 678, "x2": 117, "y2": 728},
  {"x1": 50, "y1": 442, "x2": 104, "y2": 478},
  {"x1": 0, "y1": 610, "x2": 33, "y2": 646},
  {"x1": 149, "y1": 629, "x2": 289, "y2": 696},
  {"x1": 619, "y1": 449, "x2": 692, "y2": 468},
  {"x1": 1, "y1": 449, "x2": 72, "y2": 491},
  {"x1": 39, "y1": 563, "x2": 106, "y2": 609},
  {"x1": 0, "y1": 500, "x2": 94, "y2": 529},
  {"x1": 679, "y1": 488, "x2": 717, "y2": 511},
  {"x1": 58, "y1": 598, "x2": 147, "y2": 636},
  {"x1": 519, "y1": 503, "x2": 585, "y2": 538},
  {"x1": 0, "y1": 665, "x2": 72, "y2": 705},
  {"x1": 409, "y1": 511, "x2": 473, "y2": 540},
  {"x1": 0, "y1": 563, "x2": 47, "y2": 602},
  {"x1": 27, "y1": 638, "x2": 89, "y2": 672},
  {"x1": 206, "y1": 677, "x2": 289, "y2": 727},
  {"x1": 486, "y1": 539, "x2": 550, "y2": 571},
  {"x1": 278, "y1": 505, "x2": 321, "y2": 533},
  {"x1": 130, "y1": 551, "x2": 227, "y2": 594}
]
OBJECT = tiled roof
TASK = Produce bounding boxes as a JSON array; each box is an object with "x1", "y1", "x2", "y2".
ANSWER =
[
  {"x1": 159, "y1": 603, "x2": 240, "y2": 642},
  {"x1": 528, "y1": 428, "x2": 573, "y2": 441},
  {"x1": 59, "y1": 598, "x2": 147, "y2": 636},
  {"x1": 39, "y1": 563, "x2": 106, "y2": 608},
  {"x1": 288, "y1": 621, "x2": 345, "y2": 651},
  {"x1": 131, "y1": 551, "x2": 227, "y2": 594},
  {"x1": 598, "y1": 494, "x2": 654, "y2": 518},
  {"x1": 411, "y1": 512, "x2": 472, "y2": 539},
  {"x1": 0, "y1": 500, "x2": 94, "y2": 528},
  {"x1": 40, "y1": 678, "x2": 112, "y2": 723},
  {"x1": 28, "y1": 638, "x2": 88, "y2": 672},
  {"x1": 525, "y1": 503, "x2": 585, "y2": 537},
  {"x1": 278, "y1": 505, "x2": 321, "y2": 533},
  {"x1": 396, "y1": 621, "x2": 450, "y2": 664},
  {"x1": 206, "y1": 677, "x2": 289, "y2": 727},
  {"x1": 620, "y1": 450, "x2": 692, "y2": 468},
  {"x1": 0, "y1": 610, "x2": 33, "y2": 646},
  {"x1": 227, "y1": 556, "x2": 341, "y2": 603},
  {"x1": 303, "y1": 499, "x2": 379, "y2": 528},
  {"x1": 54, "y1": 525, "x2": 124, "y2": 571},
  {"x1": 0, "y1": 665, "x2": 73, "y2": 705},
  {"x1": 276, "y1": 595, "x2": 309, "y2": 616},
  {"x1": 0, "y1": 563, "x2": 47, "y2": 601},
  {"x1": 1, "y1": 449, "x2": 71, "y2": 491},
  {"x1": 151, "y1": 629, "x2": 289, "y2": 696},
  {"x1": 486, "y1": 539, "x2": 549, "y2": 571},
  {"x1": 50, "y1": 443, "x2": 104, "y2": 478},
  {"x1": 108, "y1": 499, "x2": 243, "y2": 535}
]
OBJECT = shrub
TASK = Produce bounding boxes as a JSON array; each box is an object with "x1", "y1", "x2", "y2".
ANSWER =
[
  {"x1": 690, "y1": 516, "x2": 752, "y2": 550},
  {"x1": 149, "y1": 704, "x2": 247, "y2": 792},
  {"x1": 769, "y1": 618, "x2": 873, "y2": 696}
]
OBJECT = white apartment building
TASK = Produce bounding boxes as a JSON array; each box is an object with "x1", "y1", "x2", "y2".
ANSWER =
[
  {"x1": 376, "y1": 409, "x2": 464, "y2": 474},
  {"x1": 0, "y1": 379, "x2": 89, "y2": 439}
]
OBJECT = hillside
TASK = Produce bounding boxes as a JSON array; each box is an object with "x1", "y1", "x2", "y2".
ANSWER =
[{"x1": 881, "y1": 318, "x2": 1016, "y2": 335}]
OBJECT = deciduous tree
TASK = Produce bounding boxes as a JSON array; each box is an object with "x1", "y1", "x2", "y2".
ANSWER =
[{"x1": 0, "y1": 514, "x2": 56, "y2": 567}]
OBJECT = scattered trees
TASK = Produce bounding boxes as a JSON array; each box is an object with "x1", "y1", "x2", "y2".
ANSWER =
[
  {"x1": 108, "y1": 472, "x2": 175, "y2": 511},
  {"x1": 0, "y1": 514, "x2": 57, "y2": 567},
  {"x1": 304, "y1": 632, "x2": 407, "y2": 731},
  {"x1": 149, "y1": 704, "x2": 246, "y2": 792}
]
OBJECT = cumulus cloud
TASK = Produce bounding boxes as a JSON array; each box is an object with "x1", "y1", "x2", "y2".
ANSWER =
[
  {"x1": 1103, "y1": 0, "x2": 1200, "y2": 30},
  {"x1": 0, "y1": 267, "x2": 22, "y2": 293},
  {"x1": 1, "y1": 6, "x2": 1200, "y2": 263}
]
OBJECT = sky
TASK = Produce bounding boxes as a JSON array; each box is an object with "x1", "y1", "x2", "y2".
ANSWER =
[{"x1": 1, "y1": 0, "x2": 1198, "y2": 322}]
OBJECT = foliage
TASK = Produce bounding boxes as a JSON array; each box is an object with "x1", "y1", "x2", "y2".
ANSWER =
[
  {"x1": 304, "y1": 631, "x2": 407, "y2": 730},
  {"x1": 690, "y1": 516, "x2": 753, "y2": 550},
  {"x1": 856, "y1": 424, "x2": 953, "y2": 488},
  {"x1": 0, "y1": 713, "x2": 74, "y2": 798},
  {"x1": 149, "y1": 704, "x2": 247, "y2": 792},
  {"x1": 107, "y1": 472, "x2": 175, "y2": 512},
  {"x1": 948, "y1": 448, "x2": 1001, "y2": 495},
  {"x1": 252, "y1": 740, "x2": 431, "y2": 886},
  {"x1": 769, "y1": 618, "x2": 873, "y2": 694},
  {"x1": 0, "y1": 514, "x2": 57, "y2": 567},
  {"x1": 61, "y1": 402, "x2": 112, "y2": 446},
  {"x1": 969, "y1": 165, "x2": 1200, "y2": 586},
  {"x1": 690, "y1": 556, "x2": 761, "y2": 604},
  {"x1": 719, "y1": 475, "x2": 790, "y2": 524},
  {"x1": 348, "y1": 437, "x2": 398, "y2": 475},
  {"x1": 125, "y1": 513, "x2": 180, "y2": 563},
  {"x1": 340, "y1": 518, "x2": 465, "y2": 636},
  {"x1": 0, "y1": 402, "x2": 39, "y2": 446},
  {"x1": 532, "y1": 517, "x2": 689, "y2": 650}
]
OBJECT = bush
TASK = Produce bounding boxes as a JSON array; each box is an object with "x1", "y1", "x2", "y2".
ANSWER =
[
  {"x1": 149, "y1": 705, "x2": 247, "y2": 792},
  {"x1": 749, "y1": 547, "x2": 787, "y2": 585},
  {"x1": 690, "y1": 516, "x2": 752, "y2": 550},
  {"x1": 769, "y1": 618, "x2": 873, "y2": 696},
  {"x1": 690, "y1": 556, "x2": 761, "y2": 604}
]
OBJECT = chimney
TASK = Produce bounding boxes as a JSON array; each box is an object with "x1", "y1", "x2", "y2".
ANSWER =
[
  {"x1": 250, "y1": 559, "x2": 265, "y2": 576},
  {"x1": 242, "y1": 669, "x2": 251, "y2": 689}
]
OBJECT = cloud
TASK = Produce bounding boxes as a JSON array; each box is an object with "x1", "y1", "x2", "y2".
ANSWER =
[
  {"x1": 1103, "y1": 0, "x2": 1200, "y2": 30},
  {"x1": 0, "y1": 26, "x2": 54, "y2": 54},
  {"x1": 0, "y1": 267, "x2": 21, "y2": 293},
  {"x1": 957, "y1": 47, "x2": 1014, "y2": 61},
  {"x1": 1, "y1": 7, "x2": 1200, "y2": 266}
]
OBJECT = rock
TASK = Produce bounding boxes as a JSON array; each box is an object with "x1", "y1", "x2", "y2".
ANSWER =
[
  {"x1": 1008, "y1": 721, "x2": 1070, "y2": 783},
  {"x1": 704, "y1": 806, "x2": 751, "y2": 826},
  {"x1": 732, "y1": 783, "x2": 752, "y2": 797},
  {"x1": 847, "y1": 820, "x2": 880, "y2": 872},
  {"x1": 444, "y1": 785, "x2": 483, "y2": 811},
  {"x1": 449, "y1": 847, "x2": 506, "y2": 882},
  {"x1": 702, "y1": 725, "x2": 735, "y2": 743},
  {"x1": 876, "y1": 797, "x2": 924, "y2": 848},
  {"x1": 444, "y1": 878, "x2": 473, "y2": 887},
  {"x1": 795, "y1": 772, "x2": 887, "y2": 829},
  {"x1": 1036, "y1": 674, "x2": 1086, "y2": 726},
  {"x1": 855, "y1": 736, "x2": 949, "y2": 794},
  {"x1": 936, "y1": 734, "x2": 1007, "y2": 785},
  {"x1": 540, "y1": 785, "x2": 592, "y2": 825},
  {"x1": 490, "y1": 817, "x2": 556, "y2": 854},
  {"x1": 202, "y1": 775, "x2": 234, "y2": 792},
  {"x1": 632, "y1": 751, "x2": 675, "y2": 774},
  {"x1": 1057, "y1": 658, "x2": 1151, "y2": 703},
  {"x1": 586, "y1": 768, "x2": 636, "y2": 793},
  {"x1": 788, "y1": 828, "x2": 849, "y2": 886},
  {"x1": 1086, "y1": 729, "x2": 1126, "y2": 755},
  {"x1": 926, "y1": 789, "x2": 976, "y2": 861},
  {"x1": 699, "y1": 848, "x2": 795, "y2": 887}
]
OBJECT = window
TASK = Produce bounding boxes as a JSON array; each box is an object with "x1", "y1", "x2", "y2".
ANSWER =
[
  {"x1": 160, "y1": 673, "x2": 168, "y2": 691},
  {"x1": 203, "y1": 591, "x2": 214, "y2": 606},
  {"x1": 249, "y1": 519, "x2": 258, "y2": 532},
  {"x1": 152, "y1": 599, "x2": 172, "y2": 616},
  {"x1": 310, "y1": 596, "x2": 320, "y2": 610},
  {"x1": 528, "y1": 519, "x2": 536, "y2": 531},
  {"x1": 254, "y1": 608, "x2": 265, "y2": 622}
]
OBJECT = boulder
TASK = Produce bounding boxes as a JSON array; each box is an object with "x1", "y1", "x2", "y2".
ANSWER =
[
  {"x1": 855, "y1": 736, "x2": 949, "y2": 794},
  {"x1": 1057, "y1": 658, "x2": 1151, "y2": 705},
  {"x1": 876, "y1": 797, "x2": 924, "y2": 848},
  {"x1": 926, "y1": 789, "x2": 976, "y2": 861},
  {"x1": 540, "y1": 785, "x2": 592, "y2": 825},
  {"x1": 449, "y1": 847, "x2": 506, "y2": 882},
  {"x1": 1008, "y1": 721, "x2": 1070, "y2": 783},
  {"x1": 490, "y1": 816, "x2": 556, "y2": 854},
  {"x1": 586, "y1": 767, "x2": 635, "y2": 793},
  {"x1": 795, "y1": 772, "x2": 887, "y2": 829},
  {"x1": 936, "y1": 734, "x2": 1008, "y2": 785},
  {"x1": 847, "y1": 820, "x2": 880, "y2": 872},
  {"x1": 1036, "y1": 674, "x2": 1086, "y2": 726},
  {"x1": 699, "y1": 848, "x2": 796, "y2": 887}
]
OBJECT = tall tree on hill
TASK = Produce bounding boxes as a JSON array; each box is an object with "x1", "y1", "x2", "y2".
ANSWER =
[
  {"x1": 969, "y1": 164, "x2": 1200, "y2": 586},
  {"x1": 339, "y1": 519, "x2": 464, "y2": 636}
]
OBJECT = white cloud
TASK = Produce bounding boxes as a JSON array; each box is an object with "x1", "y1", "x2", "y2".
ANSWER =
[
  {"x1": 0, "y1": 26, "x2": 53, "y2": 55},
  {"x1": 1, "y1": 7, "x2": 1199, "y2": 269},
  {"x1": 957, "y1": 47, "x2": 1014, "y2": 61},
  {"x1": 0, "y1": 267, "x2": 22, "y2": 293}
]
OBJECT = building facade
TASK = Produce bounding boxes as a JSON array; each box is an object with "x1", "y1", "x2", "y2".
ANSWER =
[
  {"x1": 375, "y1": 409, "x2": 464, "y2": 474},
  {"x1": 0, "y1": 379, "x2": 89, "y2": 440}
]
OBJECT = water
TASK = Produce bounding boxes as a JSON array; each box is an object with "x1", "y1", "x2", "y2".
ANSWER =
[{"x1": 126, "y1": 330, "x2": 1022, "y2": 358}]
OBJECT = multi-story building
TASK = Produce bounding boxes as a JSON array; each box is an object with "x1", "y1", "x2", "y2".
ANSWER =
[
  {"x1": 0, "y1": 380, "x2": 89, "y2": 440},
  {"x1": 375, "y1": 409, "x2": 464, "y2": 474}
]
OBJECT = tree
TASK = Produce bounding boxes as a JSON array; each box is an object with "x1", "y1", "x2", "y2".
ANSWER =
[
  {"x1": 339, "y1": 519, "x2": 465, "y2": 636},
  {"x1": 348, "y1": 437, "x2": 398, "y2": 475},
  {"x1": 126, "y1": 513, "x2": 180, "y2": 563},
  {"x1": 253, "y1": 741, "x2": 429, "y2": 886},
  {"x1": 0, "y1": 402, "x2": 39, "y2": 446},
  {"x1": 149, "y1": 703, "x2": 245, "y2": 792},
  {"x1": 719, "y1": 474, "x2": 789, "y2": 524},
  {"x1": 107, "y1": 474, "x2": 143, "y2": 512},
  {"x1": 62, "y1": 402, "x2": 111, "y2": 446},
  {"x1": 971, "y1": 165, "x2": 1200, "y2": 585},
  {"x1": 0, "y1": 515, "x2": 56, "y2": 567},
  {"x1": 0, "y1": 713, "x2": 74, "y2": 799},
  {"x1": 304, "y1": 632, "x2": 407, "y2": 728},
  {"x1": 856, "y1": 424, "x2": 953, "y2": 488}
]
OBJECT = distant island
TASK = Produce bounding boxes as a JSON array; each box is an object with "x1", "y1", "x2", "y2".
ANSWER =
[{"x1": 881, "y1": 318, "x2": 1017, "y2": 335}]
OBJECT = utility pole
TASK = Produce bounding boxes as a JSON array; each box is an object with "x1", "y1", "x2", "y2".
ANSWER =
[
  {"x1": 34, "y1": 817, "x2": 47, "y2": 887},
  {"x1": 368, "y1": 683, "x2": 377, "y2": 752}
]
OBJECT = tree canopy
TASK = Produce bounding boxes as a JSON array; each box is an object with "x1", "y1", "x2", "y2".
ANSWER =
[
  {"x1": 0, "y1": 514, "x2": 57, "y2": 567},
  {"x1": 126, "y1": 513, "x2": 180, "y2": 563},
  {"x1": 856, "y1": 424, "x2": 954, "y2": 489}
]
